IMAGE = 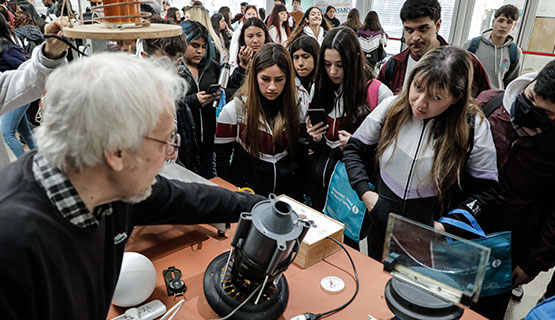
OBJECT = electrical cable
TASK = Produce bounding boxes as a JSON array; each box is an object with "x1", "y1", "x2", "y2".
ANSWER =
[
  {"x1": 43, "y1": 34, "x2": 89, "y2": 57},
  {"x1": 160, "y1": 299, "x2": 184, "y2": 320},
  {"x1": 212, "y1": 239, "x2": 301, "y2": 320},
  {"x1": 211, "y1": 283, "x2": 263, "y2": 320},
  {"x1": 297, "y1": 236, "x2": 359, "y2": 320}
]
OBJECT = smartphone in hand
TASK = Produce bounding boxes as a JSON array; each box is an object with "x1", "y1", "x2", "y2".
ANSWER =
[
  {"x1": 307, "y1": 109, "x2": 328, "y2": 128},
  {"x1": 206, "y1": 84, "x2": 221, "y2": 94}
]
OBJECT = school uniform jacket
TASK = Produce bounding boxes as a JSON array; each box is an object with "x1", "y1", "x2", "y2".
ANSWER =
[
  {"x1": 344, "y1": 96, "x2": 499, "y2": 229},
  {"x1": 214, "y1": 97, "x2": 306, "y2": 199},
  {"x1": 377, "y1": 35, "x2": 491, "y2": 97}
]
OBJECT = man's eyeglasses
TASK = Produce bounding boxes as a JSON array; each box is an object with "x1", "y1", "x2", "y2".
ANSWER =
[{"x1": 144, "y1": 131, "x2": 181, "y2": 156}]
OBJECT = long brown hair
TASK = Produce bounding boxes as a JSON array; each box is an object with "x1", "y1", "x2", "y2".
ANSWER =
[
  {"x1": 312, "y1": 27, "x2": 369, "y2": 132},
  {"x1": 267, "y1": 4, "x2": 290, "y2": 42},
  {"x1": 239, "y1": 43, "x2": 299, "y2": 157},
  {"x1": 362, "y1": 11, "x2": 383, "y2": 32},
  {"x1": 344, "y1": 8, "x2": 362, "y2": 32},
  {"x1": 286, "y1": 6, "x2": 330, "y2": 48},
  {"x1": 376, "y1": 46, "x2": 483, "y2": 200}
]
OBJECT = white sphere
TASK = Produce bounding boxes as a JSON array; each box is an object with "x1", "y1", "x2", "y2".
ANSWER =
[{"x1": 112, "y1": 252, "x2": 157, "y2": 307}]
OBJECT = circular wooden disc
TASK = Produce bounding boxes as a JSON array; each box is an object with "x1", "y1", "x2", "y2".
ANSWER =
[{"x1": 62, "y1": 23, "x2": 182, "y2": 40}]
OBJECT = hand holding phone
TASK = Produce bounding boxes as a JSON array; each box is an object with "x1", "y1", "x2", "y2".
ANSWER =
[
  {"x1": 307, "y1": 109, "x2": 328, "y2": 127},
  {"x1": 206, "y1": 84, "x2": 221, "y2": 94},
  {"x1": 307, "y1": 109, "x2": 329, "y2": 143}
]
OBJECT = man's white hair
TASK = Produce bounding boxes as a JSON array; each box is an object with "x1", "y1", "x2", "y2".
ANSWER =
[{"x1": 35, "y1": 52, "x2": 186, "y2": 171}]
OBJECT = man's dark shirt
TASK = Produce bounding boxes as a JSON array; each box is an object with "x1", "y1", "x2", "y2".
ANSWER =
[{"x1": 0, "y1": 151, "x2": 264, "y2": 319}]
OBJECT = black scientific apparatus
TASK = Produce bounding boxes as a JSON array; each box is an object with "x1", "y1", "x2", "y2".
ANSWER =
[{"x1": 203, "y1": 194, "x2": 311, "y2": 320}]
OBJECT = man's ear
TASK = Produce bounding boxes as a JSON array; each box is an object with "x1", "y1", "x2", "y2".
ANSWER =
[
  {"x1": 104, "y1": 149, "x2": 125, "y2": 172},
  {"x1": 435, "y1": 18, "x2": 442, "y2": 33}
]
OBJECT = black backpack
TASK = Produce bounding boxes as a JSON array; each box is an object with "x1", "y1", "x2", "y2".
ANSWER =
[
  {"x1": 14, "y1": 26, "x2": 44, "y2": 56},
  {"x1": 482, "y1": 91, "x2": 505, "y2": 118}
]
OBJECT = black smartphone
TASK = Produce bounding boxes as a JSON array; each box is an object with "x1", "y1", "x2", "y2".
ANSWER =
[
  {"x1": 307, "y1": 109, "x2": 328, "y2": 127},
  {"x1": 206, "y1": 84, "x2": 221, "y2": 94}
]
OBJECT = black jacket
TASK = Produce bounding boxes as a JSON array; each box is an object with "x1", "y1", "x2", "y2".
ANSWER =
[
  {"x1": 477, "y1": 89, "x2": 555, "y2": 277},
  {"x1": 227, "y1": 64, "x2": 246, "y2": 98},
  {"x1": 178, "y1": 60, "x2": 222, "y2": 145},
  {"x1": 0, "y1": 152, "x2": 264, "y2": 320},
  {"x1": 213, "y1": 97, "x2": 307, "y2": 200},
  {"x1": 14, "y1": 25, "x2": 44, "y2": 56},
  {"x1": 175, "y1": 99, "x2": 201, "y2": 174}
]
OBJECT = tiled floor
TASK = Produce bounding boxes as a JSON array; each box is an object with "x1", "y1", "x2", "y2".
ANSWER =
[{"x1": 505, "y1": 268, "x2": 554, "y2": 320}]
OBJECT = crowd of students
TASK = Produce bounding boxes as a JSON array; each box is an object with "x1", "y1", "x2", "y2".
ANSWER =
[{"x1": 0, "y1": 0, "x2": 553, "y2": 319}]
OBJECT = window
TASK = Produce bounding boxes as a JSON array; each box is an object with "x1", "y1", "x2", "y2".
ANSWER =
[{"x1": 372, "y1": 0, "x2": 456, "y2": 55}]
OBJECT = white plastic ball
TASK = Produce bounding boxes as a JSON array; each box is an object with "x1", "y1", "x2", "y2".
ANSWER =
[{"x1": 112, "y1": 252, "x2": 157, "y2": 307}]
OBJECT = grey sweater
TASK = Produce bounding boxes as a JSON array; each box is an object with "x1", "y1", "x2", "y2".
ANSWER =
[{"x1": 463, "y1": 29, "x2": 522, "y2": 90}]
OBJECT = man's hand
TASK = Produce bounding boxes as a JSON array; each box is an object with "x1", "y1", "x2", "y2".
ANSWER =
[
  {"x1": 43, "y1": 19, "x2": 69, "y2": 59},
  {"x1": 512, "y1": 266, "x2": 535, "y2": 287}
]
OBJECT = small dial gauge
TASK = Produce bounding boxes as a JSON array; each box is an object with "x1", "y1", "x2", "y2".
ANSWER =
[{"x1": 320, "y1": 276, "x2": 345, "y2": 294}]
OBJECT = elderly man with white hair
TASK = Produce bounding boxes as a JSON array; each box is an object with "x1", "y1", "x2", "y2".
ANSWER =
[{"x1": 0, "y1": 53, "x2": 264, "y2": 320}]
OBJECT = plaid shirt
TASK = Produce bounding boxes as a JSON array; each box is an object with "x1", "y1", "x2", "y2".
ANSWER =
[{"x1": 32, "y1": 152, "x2": 112, "y2": 228}]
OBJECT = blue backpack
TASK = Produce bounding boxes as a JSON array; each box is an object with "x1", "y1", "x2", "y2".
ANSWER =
[{"x1": 525, "y1": 295, "x2": 555, "y2": 320}]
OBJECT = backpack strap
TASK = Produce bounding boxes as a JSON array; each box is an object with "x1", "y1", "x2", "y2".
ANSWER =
[
  {"x1": 366, "y1": 79, "x2": 382, "y2": 110},
  {"x1": 507, "y1": 42, "x2": 518, "y2": 74},
  {"x1": 482, "y1": 91, "x2": 504, "y2": 118},
  {"x1": 467, "y1": 112, "x2": 476, "y2": 155},
  {"x1": 467, "y1": 36, "x2": 481, "y2": 54},
  {"x1": 384, "y1": 58, "x2": 396, "y2": 89}
]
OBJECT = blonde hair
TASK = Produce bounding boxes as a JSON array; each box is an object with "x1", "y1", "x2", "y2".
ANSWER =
[{"x1": 376, "y1": 46, "x2": 484, "y2": 201}]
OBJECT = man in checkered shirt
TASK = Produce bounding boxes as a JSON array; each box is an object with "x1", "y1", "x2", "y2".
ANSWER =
[{"x1": 0, "y1": 53, "x2": 263, "y2": 320}]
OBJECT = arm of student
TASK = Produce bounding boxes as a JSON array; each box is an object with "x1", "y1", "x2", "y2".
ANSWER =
[
  {"x1": 443, "y1": 115, "x2": 500, "y2": 235},
  {"x1": 227, "y1": 64, "x2": 246, "y2": 97},
  {"x1": 519, "y1": 206, "x2": 555, "y2": 279},
  {"x1": 0, "y1": 43, "x2": 66, "y2": 115},
  {"x1": 214, "y1": 142, "x2": 235, "y2": 181},
  {"x1": 184, "y1": 92, "x2": 201, "y2": 110},
  {"x1": 213, "y1": 99, "x2": 239, "y2": 180}
]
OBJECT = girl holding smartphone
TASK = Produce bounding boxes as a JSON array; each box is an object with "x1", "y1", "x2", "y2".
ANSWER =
[
  {"x1": 179, "y1": 20, "x2": 222, "y2": 178},
  {"x1": 306, "y1": 27, "x2": 392, "y2": 214}
]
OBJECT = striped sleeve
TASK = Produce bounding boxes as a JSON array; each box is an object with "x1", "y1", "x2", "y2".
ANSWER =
[{"x1": 215, "y1": 99, "x2": 239, "y2": 144}]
